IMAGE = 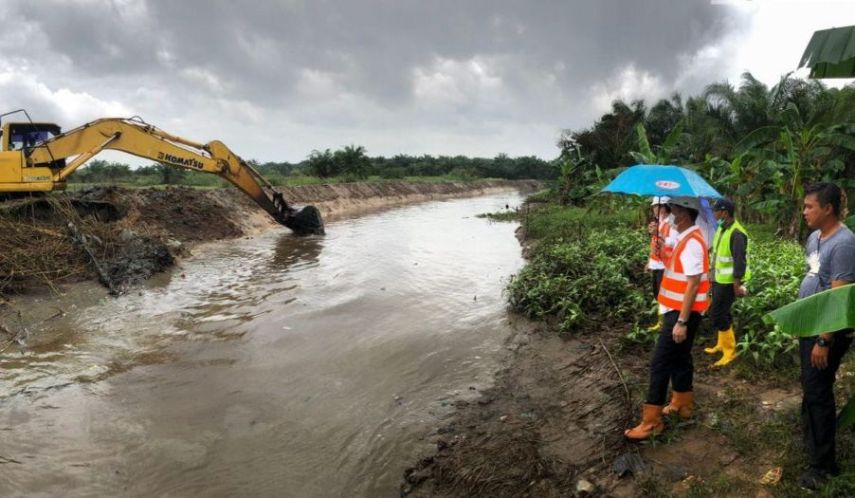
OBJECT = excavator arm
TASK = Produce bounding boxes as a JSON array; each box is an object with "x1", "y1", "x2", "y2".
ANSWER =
[{"x1": 19, "y1": 117, "x2": 323, "y2": 235}]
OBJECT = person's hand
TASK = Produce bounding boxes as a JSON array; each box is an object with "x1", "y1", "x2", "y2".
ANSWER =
[
  {"x1": 811, "y1": 343, "x2": 829, "y2": 369},
  {"x1": 734, "y1": 284, "x2": 747, "y2": 298},
  {"x1": 672, "y1": 322, "x2": 687, "y2": 343},
  {"x1": 648, "y1": 221, "x2": 657, "y2": 236}
]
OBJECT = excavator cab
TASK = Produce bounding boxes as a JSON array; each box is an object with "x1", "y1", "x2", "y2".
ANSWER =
[
  {"x1": 4, "y1": 123, "x2": 61, "y2": 151},
  {"x1": 1, "y1": 121, "x2": 65, "y2": 192}
]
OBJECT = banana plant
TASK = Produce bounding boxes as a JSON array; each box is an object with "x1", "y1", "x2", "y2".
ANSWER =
[
  {"x1": 767, "y1": 284, "x2": 855, "y2": 429},
  {"x1": 630, "y1": 120, "x2": 685, "y2": 165},
  {"x1": 736, "y1": 103, "x2": 855, "y2": 238}
]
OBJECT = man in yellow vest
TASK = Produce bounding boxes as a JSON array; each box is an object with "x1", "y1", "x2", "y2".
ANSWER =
[
  {"x1": 704, "y1": 198, "x2": 749, "y2": 367},
  {"x1": 625, "y1": 197, "x2": 710, "y2": 440}
]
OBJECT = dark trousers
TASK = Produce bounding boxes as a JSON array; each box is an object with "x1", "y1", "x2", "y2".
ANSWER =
[
  {"x1": 651, "y1": 269, "x2": 664, "y2": 300},
  {"x1": 799, "y1": 332, "x2": 853, "y2": 472},
  {"x1": 646, "y1": 310, "x2": 702, "y2": 405},
  {"x1": 709, "y1": 282, "x2": 735, "y2": 332}
]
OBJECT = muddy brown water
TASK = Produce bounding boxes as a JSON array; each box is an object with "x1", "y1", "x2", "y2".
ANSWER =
[{"x1": 0, "y1": 192, "x2": 526, "y2": 497}]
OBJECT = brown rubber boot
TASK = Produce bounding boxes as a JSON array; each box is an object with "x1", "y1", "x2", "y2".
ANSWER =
[
  {"x1": 662, "y1": 391, "x2": 694, "y2": 419},
  {"x1": 624, "y1": 404, "x2": 665, "y2": 440}
]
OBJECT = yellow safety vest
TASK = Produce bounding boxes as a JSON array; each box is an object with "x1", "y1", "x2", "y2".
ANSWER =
[{"x1": 711, "y1": 220, "x2": 751, "y2": 284}]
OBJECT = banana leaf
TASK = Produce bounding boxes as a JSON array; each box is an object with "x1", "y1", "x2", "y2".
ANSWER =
[
  {"x1": 766, "y1": 284, "x2": 855, "y2": 337},
  {"x1": 798, "y1": 25, "x2": 855, "y2": 78},
  {"x1": 767, "y1": 284, "x2": 855, "y2": 429}
]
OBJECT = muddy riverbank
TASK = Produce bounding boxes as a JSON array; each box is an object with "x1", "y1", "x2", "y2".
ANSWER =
[{"x1": 400, "y1": 315, "x2": 638, "y2": 497}]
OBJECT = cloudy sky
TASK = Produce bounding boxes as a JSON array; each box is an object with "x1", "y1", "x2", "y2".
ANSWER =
[{"x1": 0, "y1": 0, "x2": 852, "y2": 164}]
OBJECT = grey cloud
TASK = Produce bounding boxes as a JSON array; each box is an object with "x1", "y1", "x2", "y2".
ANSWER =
[
  {"x1": 10, "y1": 1, "x2": 735, "y2": 102},
  {"x1": 0, "y1": 0, "x2": 747, "y2": 160}
]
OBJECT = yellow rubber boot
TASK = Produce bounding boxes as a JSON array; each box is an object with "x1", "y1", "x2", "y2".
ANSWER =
[
  {"x1": 624, "y1": 404, "x2": 665, "y2": 440},
  {"x1": 713, "y1": 328, "x2": 737, "y2": 367},
  {"x1": 662, "y1": 391, "x2": 694, "y2": 419},
  {"x1": 704, "y1": 330, "x2": 724, "y2": 354},
  {"x1": 647, "y1": 314, "x2": 663, "y2": 333}
]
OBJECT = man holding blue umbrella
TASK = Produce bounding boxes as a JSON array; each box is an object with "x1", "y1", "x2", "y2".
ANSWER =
[{"x1": 625, "y1": 197, "x2": 711, "y2": 440}]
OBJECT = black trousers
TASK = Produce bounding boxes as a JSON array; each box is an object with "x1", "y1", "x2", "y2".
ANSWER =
[
  {"x1": 646, "y1": 310, "x2": 702, "y2": 405},
  {"x1": 799, "y1": 332, "x2": 853, "y2": 472},
  {"x1": 709, "y1": 282, "x2": 735, "y2": 332},
  {"x1": 651, "y1": 269, "x2": 664, "y2": 300}
]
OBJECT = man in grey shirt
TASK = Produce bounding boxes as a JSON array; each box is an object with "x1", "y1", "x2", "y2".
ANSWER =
[{"x1": 796, "y1": 183, "x2": 855, "y2": 491}]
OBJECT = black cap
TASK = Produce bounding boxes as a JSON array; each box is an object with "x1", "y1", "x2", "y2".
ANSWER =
[{"x1": 713, "y1": 198, "x2": 735, "y2": 216}]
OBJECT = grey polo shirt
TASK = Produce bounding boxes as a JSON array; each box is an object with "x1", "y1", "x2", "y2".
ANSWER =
[{"x1": 797, "y1": 225, "x2": 855, "y2": 298}]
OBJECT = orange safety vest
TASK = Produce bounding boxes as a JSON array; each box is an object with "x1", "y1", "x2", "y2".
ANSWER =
[
  {"x1": 657, "y1": 226, "x2": 710, "y2": 312},
  {"x1": 649, "y1": 220, "x2": 672, "y2": 265}
]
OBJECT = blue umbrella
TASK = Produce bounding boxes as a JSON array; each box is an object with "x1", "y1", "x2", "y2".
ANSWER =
[
  {"x1": 602, "y1": 164, "x2": 722, "y2": 245},
  {"x1": 601, "y1": 164, "x2": 723, "y2": 199}
]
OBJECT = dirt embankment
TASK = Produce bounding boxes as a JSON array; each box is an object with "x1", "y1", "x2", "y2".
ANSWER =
[
  {"x1": 0, "y1": 180, "x2": 540, "y2": 295},
  {"x1": 401, "y1": 317, "x2": 639, "y2": 498},
  {"x1": 280, "y1": 180, "x2": 543, "y2": 223}
]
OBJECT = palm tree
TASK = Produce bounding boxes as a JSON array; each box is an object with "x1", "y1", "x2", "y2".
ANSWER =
[
  {"x1": 736, "y1": 102, "x2": 855, "y2": 237},
  {"x1": 335, "y1": 145, "x2": 371, "y2": 179}
]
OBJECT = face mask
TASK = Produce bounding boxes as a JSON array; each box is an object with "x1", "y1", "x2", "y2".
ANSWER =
[{"x1": 667, "y1": 214, "x2": 676, "y2": 227}]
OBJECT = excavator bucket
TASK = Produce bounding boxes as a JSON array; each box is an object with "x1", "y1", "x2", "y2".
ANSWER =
[
  {"x1": 268, "y1": 190, "x2": 324, "y2": 235},
  {"x1": 285, "y1": 205, "x2": 325, "y2": 235}
]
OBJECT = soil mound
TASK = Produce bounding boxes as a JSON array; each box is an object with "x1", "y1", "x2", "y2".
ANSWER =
[
  {"x1": 0, "y1": 186, "x2": 259, "y2": 294},
  {"x1": 128, "y1": 186, "x2": 243, "y2": 241}
]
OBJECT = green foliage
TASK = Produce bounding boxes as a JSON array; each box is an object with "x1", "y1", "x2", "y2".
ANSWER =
[
  {"x1": 69, "y1": 147, "x2": 556, "y2": 186},
  {"x1": 476, "y1": 210, "x2": 518, "y2": 222},
  {"x1": 511, "y1": 203, "x2": 812, "y2": 370},
  {"x1": 564, "y1": 72, "x2": 855, "y2": 236},
  {"x1": 732, "y1": 237, "x2": 805, "y2": 368},
  {"x1": 522, "y1": 203, "x2": 641, "y2": 242},
  {"x1": 305, "y1": 148, "x2": 338, "y2": 177},
  {"x1": 507, "y1": 206, "x2": 648, "y2": 333},
  {"x1": 71, "y1": 160, "x2": 132, "y2": 183}
]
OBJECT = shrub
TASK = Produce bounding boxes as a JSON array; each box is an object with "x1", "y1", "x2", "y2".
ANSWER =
[
  {"x1": 733, "y1": 237, "x2": 805, "y2": 368},
  {"x1": 507, "y1": 226, "x2": 648, "y2": 333}
]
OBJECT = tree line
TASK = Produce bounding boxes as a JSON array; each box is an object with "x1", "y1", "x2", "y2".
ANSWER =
[
  {"x1": 557, "y1": 72, "x2": 855, "y2": 237},
  {"x1": 69, "y1": 148, "x2": 556, "y2": 187}
]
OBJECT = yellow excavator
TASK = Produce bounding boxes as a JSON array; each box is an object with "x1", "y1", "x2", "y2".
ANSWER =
[{"x1": 0, "y1": 110, "x2": 324, "y2": 235}]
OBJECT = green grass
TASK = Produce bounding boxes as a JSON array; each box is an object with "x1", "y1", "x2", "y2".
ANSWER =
[
  {"x1": 519, "y1": 204, "x2": 642, "y2": 242},
  {"x1": 476, "y1": 210, "x2": 519, "y2": 222}
]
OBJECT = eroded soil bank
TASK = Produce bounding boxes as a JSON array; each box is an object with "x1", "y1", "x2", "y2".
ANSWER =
[{"x1": 0, "y1": 180, "x2": 540, "y2": 295}]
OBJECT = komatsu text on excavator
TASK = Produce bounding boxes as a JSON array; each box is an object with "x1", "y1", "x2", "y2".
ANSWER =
[{"x1": 0, "y1": 110, "x2": 324, "y2": 235}]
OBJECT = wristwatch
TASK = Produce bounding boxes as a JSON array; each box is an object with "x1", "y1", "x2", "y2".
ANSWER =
[
  {"x1": 816, "y1": 336, "x2": 833, "y2": 347},
  {"x1": 676, "y1": 318, "x2": 689, "y2": 326}
]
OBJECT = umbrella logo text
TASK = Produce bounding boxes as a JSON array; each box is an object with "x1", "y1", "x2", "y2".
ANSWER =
[{"x1": 655, "y1": 180, "x2": 680, "y2": 190}]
